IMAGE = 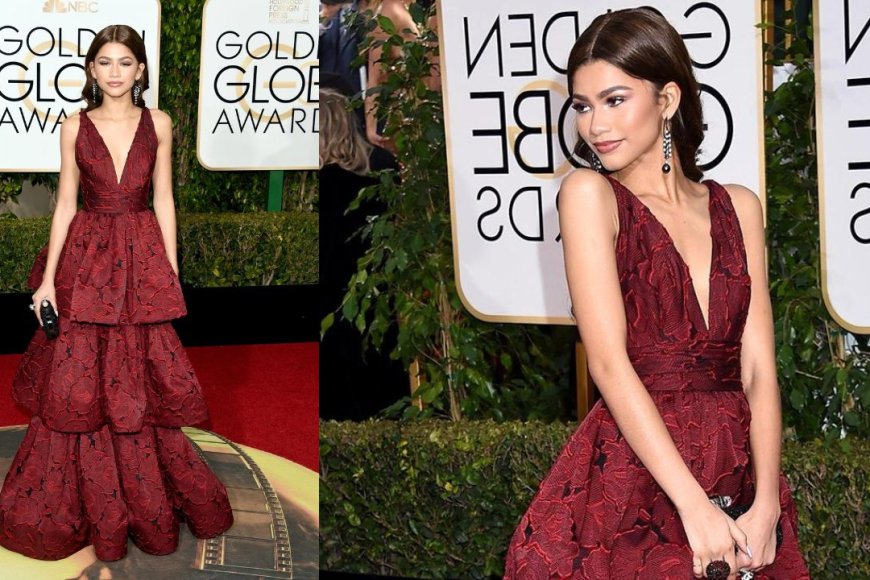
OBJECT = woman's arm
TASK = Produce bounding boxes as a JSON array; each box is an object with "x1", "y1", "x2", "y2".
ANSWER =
[
  {"x1": 725, "y1": 184, "x2": 783, "y2": 571},
  {"x1": 726, "y1": 184, "x2": 783, "y2": 514},
  {"x1": 383, "y1": 1, "x2": 419, "y2": 38},
  {"x1": 560, "y1": 170, "x2": 750, "y2": 572},
  {"x1": 150, "y1": 109, "x2": 180, "y2": 276},
  {"x1": 365, "y1": 2, "x2": 420, "y2": 146},
  {"x1": 364, "y1": 36, "x2": 385, "y2": 146},
  {"x1": 32, "y1": 114, "x2": 80, "y2": 320},
  {"x1": 559, "y1": 169, "x2": 712, "y2": 510}
]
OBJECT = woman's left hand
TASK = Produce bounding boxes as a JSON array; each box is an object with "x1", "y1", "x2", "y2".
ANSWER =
[{"x1": 733, "y1": 502, "x2": 781, "y2": 574}]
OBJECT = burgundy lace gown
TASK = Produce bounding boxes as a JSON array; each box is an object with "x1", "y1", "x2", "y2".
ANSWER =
[
  {"x1": 0, "y1": 108, "x2": 233, "y2": 561},
  {"x1": 504, "y1": 175, "x2": 810, "y2": 579}
]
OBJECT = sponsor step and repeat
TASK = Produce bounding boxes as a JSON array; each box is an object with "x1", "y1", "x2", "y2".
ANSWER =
[
  {"x1": 814, "y1": 0, "x2": 870, "y2": 333},
  {"x1": 0, "y1": 0, "x2": 161, "y2": 171},
  {"x1": 438, "y1": 0, "x2": 870, "y2": 331},
  {"x1": 0, "y1": 0, "x2": 318, "y2": 172},
  {"x1": 197, "y1": 0, "x2": 319, "y2": 170},
  {"x1": 438, "y1": 0, "x2": 765, "y2": 324},
  {"x1": 2, "y1": 0, "x2": 867, "y2": 330}
]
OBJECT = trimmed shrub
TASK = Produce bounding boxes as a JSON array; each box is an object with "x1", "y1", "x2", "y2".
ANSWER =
[
  {"x1": 0, "y1": 215, "x2": 49, "y2": 291},
  {"x1": 178, "y1": 212, "x2": 317, "y2": 286},
  {"x1": 0, "y1": 212, "x2": 317, "y2": 291},
  {"x1": 320, "y1": 420, "x2": 869, "y2": 579}
]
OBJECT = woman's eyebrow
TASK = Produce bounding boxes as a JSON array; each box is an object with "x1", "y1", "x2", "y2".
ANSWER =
[{"x1": 572, "y1": 85, "x2": 634, "y2": 100}]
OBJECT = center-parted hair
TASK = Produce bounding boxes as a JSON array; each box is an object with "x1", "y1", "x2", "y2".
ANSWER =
[
  {"x1": 567, "y1": 7, "x2": 704, "y2": 181},
  {"x1": 81, "y1": 25, "x2": 149, "y2": 111}
]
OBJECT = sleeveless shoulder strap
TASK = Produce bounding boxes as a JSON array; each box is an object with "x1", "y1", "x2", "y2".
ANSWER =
[
  {"x1": 600, "y1": 174, "x2": 633, "y2": 242},
  {"x1": 704, "y1": 180, "x2": 749, "y2": 277}
]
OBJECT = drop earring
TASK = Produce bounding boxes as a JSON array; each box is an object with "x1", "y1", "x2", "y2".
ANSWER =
[
  {"x1": 133, "y1": 80, "x2": 141, "y2": 105},
  {"x1": 92, "y1": 79, "x2": 98, "y2": 103},
  {"x1": 591, "y1": 153, "x2": 603, "y2": 172},
  {"x1": 662, "y1": 117, "x2": 672, "y2": 174}
]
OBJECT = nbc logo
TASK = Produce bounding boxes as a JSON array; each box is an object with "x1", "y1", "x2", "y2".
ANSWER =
[{"x1": 43, "y1": 0, "x2": 99, "y2": 13}]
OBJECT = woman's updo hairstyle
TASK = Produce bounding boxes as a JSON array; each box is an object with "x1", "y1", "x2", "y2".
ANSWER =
[{"x1": 566, "y1": 7, "x2": 704, "y2": 181}]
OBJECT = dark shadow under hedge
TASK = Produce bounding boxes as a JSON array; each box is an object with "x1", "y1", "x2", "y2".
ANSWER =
[
  {"x1": 0, "y1": 211, "x2": 317, "y2": 291},
  {"x1": 320, "y1": 420, "x2": 869, "y2": 579}
]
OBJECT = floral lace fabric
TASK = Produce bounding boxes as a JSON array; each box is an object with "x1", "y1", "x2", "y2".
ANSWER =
[
  {"x1": 503, "y1": 176, "x2": 810, "y2": 579},
  {"x1": 0, "y1": 108, "x2": 233, "y2": 561}
]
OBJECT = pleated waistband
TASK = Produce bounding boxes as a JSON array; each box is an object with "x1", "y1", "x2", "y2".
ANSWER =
[
  {"x1": 627, "y1": 340, "x2": 743, "y2": 392},
  {"x1": 81, "y1": 204, "x2": 149, "y2": 214}
]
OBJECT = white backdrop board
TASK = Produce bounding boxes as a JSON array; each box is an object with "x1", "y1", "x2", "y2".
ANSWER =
[
  {"x1": 0, "y1": 0, "x2": 161, "y2": 172},
  {"x1": 814, "y1": 0, "x2": 870, "y2": 333},
  {"x1": 437, "y1": 0, "x2": 764, "y2": 324},
  {"x1": 196, "y1": 0, "x2": 319, "y2": 170}
]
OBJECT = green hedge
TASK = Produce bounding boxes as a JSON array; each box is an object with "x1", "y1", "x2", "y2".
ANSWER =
[
  {"x1": 0, "y1": 212, "x2": 317, "y2": 291},
  {"x1": 320, "y1": 420, "x2": 869, "y2": 579},
  {"x1": 178, "y1": 212, "x2": 317, "y2": 285}
]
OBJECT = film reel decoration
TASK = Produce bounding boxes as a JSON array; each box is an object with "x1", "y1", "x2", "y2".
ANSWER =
[{"x1": 184, "y1": 427, "x2": 294, "y2": 579}]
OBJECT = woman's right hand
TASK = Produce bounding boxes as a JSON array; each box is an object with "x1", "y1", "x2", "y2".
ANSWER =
[
  {"x1": 367, "y1": 127, "x2": 386, "y2": 147},
  {"x1": 680, "y1": 499, "x2": 750, "y2": 578},
  {"x1": 32, "y1": 282, "x2": 57, "y2": 327}
]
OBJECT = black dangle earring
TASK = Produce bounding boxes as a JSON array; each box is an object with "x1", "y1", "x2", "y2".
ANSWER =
[
  {"x1": 133, "y1": 80, "x2": 141, "y2": 105},
  {"x1": 92, "y1": 79, "x2": 98, "y2": 103},
  {"x1": 662, "y1": 117, "x2": 672, "y2": 174},
  {"x1": 591, "y1": 153, "x2": 603, "y2": 172}
]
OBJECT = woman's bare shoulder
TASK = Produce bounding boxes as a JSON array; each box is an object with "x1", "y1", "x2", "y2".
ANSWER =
[
  {"x1": 61, "y1": 110, "x2": 81, "y2": 125},
  {"x1": 378, "y1": 3, "x2": 417, "y2": 33},
  {"x1": 559, "y1": 169, "x2": 619, "y2": 234},
  {"x1": 560, "y1": 169, "x2": 616, "y2": 210},
  {"x1": 149, "y1": 108, "x2": 172, "y2": 127},
  {"x1": 720, "y1": 183, "x2": 763, "y2": 227},
  {"x1": 60, "y1": 110, "x2": 82, "y2": 138},
  {"x1": 149, "y1": 108, "x2": 173, "y2": 140}
]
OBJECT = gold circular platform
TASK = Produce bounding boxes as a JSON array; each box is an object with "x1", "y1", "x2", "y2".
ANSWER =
[{"x1": 0, "y1": 425, "x2": 318, "y2": 580}]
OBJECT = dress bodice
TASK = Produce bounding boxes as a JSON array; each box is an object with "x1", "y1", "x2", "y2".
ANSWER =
[
  {"x1": 26, "y1": 106, "x2": 185, "y2": 327},
  {"x1": 76, "y1": 107, "x2": 156, "y2": 213},
  {"x1": 604, "y1": 174, "x2": 752, "y2": 393}
]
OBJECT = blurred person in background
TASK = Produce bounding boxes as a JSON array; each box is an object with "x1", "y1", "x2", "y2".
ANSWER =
[
  {"x1": 320, "y1": 0, "x2": 366, "y2": 98},
  {"x1": 363, "y1": 0, "x2": 439, "y2": 151},
  {"x1": 319, "y1": 88, "x2": 405, "y2": 420}
]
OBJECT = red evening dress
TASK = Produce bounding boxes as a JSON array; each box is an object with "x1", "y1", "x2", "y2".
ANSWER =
[
  {"x1": 504, "y1": 175, "x2": 810, "y2": 579},
  {"x1": 0, "y1": 108, "x2": 233, "y2": 561}
]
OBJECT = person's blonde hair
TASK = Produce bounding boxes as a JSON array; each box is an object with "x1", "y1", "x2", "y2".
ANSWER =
[
  {"x1": 367, "y1": 0, "x2": 416, "y2": 13},
  {"x1": 320, "y1": 89, "x2": 372, "y2": 175}
]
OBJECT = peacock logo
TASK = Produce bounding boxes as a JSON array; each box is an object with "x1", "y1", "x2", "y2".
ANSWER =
[{"x1": 42, "y1": 0, "x2": 67, "y2": 12}]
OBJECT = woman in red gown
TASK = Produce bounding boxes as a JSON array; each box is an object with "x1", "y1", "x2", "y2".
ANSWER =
[
  {"x1": 0, "y1": 25, "x2": 233, "y2": 561},
  {"x1": 504, "y1": 9, "x2": 810, "y2": 579}
]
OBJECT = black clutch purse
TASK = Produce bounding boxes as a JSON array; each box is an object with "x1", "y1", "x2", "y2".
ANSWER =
[
  {"x1": 40, "y1": 299, "x2": 59, "y2": 339},
  {"x1": 709, "y1": 495, "x2": 783, "y2": 580}
]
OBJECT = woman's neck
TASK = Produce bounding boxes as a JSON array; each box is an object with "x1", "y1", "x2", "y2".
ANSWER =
[
  {"x1": 93, "y1": 98, "x2": 138, "y2": 119},
  {"x1": 613, "y1": 153, "x2": 695, "y2": 203}
]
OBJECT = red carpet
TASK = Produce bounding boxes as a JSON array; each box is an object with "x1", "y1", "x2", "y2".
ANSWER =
[{"x1": 0, "y1": 343, "x2": 318, "y2": 471}]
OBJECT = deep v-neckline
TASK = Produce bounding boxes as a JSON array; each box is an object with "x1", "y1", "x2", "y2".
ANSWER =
[
  {"x1": 617, "y1": 177, "x2": 717, "y2": 333},
  {"x1": 85, "y1": 109, "x2": 145, "y2": 188}
]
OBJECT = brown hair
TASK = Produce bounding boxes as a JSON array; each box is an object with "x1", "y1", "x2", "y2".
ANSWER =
[
  {"x1": 81, "y1": 25, "x2": 149, "y2": 111},
  {"x1": 320, "y1": 88, "x2": 372, "y2": 175},
  {"x1": 567, "y1": 8, "x2": 704, "y2": 181}
]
